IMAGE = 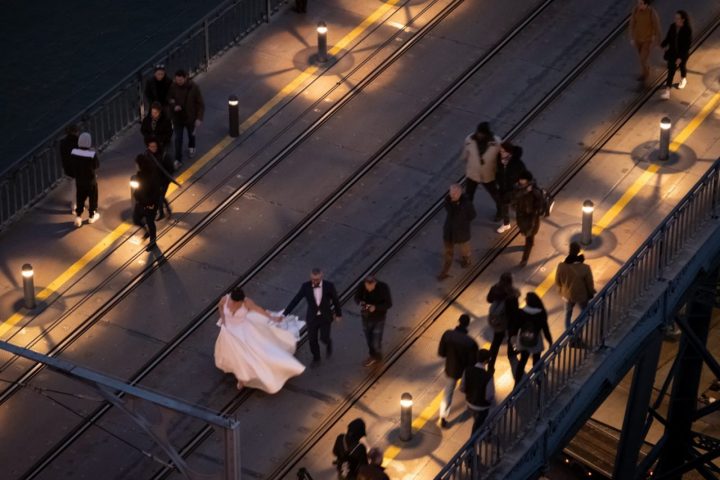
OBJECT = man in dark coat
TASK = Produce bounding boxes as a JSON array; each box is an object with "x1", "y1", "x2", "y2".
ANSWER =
[
  {"x1": 167, "y1": 69, "x2": 205, "y2": 167},
  {"x1": 438, "y1": 314, "x2": 478, "y2": 428},
  {"x1": 133, "y1": 153, "x2": 163, "y2": 251},
  {"x1": 438, "y1": 183, "x2": 476, "y2": 280},
  {"x1": 59, "y1": 124, "x2": 79, "y2": 213},
  {"x1": 143, "y1": 138, "x2": 179, "y2": 220},
  {"x1": 284, "y1": 268, "x2": 342, "y2": 363},
  {"x1": 354, "y1": 274, "x2": 392, "y2": 366},
  {"x1": 71, "y1": 132, "x2": 100, "y2": 227},
  {"x1": 144, "y1": 64, "x2": 172, "y2": 107},
  {"x1": 464, "y1": 348, "x2": 495, "y2": 434},
  {"x1": 495, "y1": 141, "x2": 526, "y2": 233},
  {"x1": 141, "y1": 102, "x2": 173, "y2": 155},
  {"x1": 512, "y1": 170, "x2": 544, "y2": 267}
]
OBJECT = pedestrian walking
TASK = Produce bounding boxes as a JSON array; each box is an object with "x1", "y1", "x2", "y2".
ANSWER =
[
  {"x1": 144, "y1": 138, "x2": 179, "y2": 220},
  {"x1": 70, "y1": 133, "x2": 100, "y2": 227},
  {"x1": 660, "y1": 10, "x2": 692, "y2": 100},
  {"x1": 555, "y1": 242, "x2": 596, "y2": 330},
  {"x1": 357, "y1": 448, "x2": 390, "y2": 480},
  {"x1": 144, "y1": 64, "x2": 172, "y2": 107},
  {"x1": 486, "y1": 272, "x2": 520, "y2": 372},
  {"x1": 284, "y1": 268, "x2": 342, "y2": 364},
  {"x1": 464, "y1": 348, "x2": 495, "y2": 435},
  {"x1": 59, "y1": 124, "x2": 80, "y2": 213},
  {"x1": 167, "y1": 69, "x2": 204, "y2": 168},
  {"x1": 438, "y1": 184, "x2": 476, "y2": 280},
  {"x1": 332, "y1": 418, "x2": 368, "y2": 480},
  {"x1": 354, "y1": 274, "x2": 392, "y2": 367},
  {"x1": 462, "y1": 122, "x2": 501, "y2": 215},
  {"x1": 513, "y1": 292, "x2": 552, "y2": 385},
  {"x1": 133, "y1": 154, "x2": 163, "y2": 251},
  {"x1": 629, "y1": 0, "x2": 662, "y2": 84},
  {"x1": 295, "y1": 0, "x2": 308, "y2": 13},
  {"x1": 141, "y1": 101, "x2": 174, "y2": 156},
  {"x1": 512, "y1": 170, "x2": 544, "y2": 267},
  {"x1": 438, "y1": 314, "x2": 478, "y2": 428},
  {"x1": 495, "y1": 141, "x2": 526, "y2": 234}
]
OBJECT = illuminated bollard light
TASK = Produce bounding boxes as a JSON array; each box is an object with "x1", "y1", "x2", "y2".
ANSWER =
[
  {"x1": 399, "y1": 392, "x2": 413, "y2": 442},
  {"x1": 130, "y1": 175, "x2": 139, "y2": 204},
  {"x1": 317, "y1": 22, "x2": 328, "y2": 63},
  {"x1": 581, "y1": 200, "x2": 594, "y2": 246},
  {"x1": 21, "y1": 264, "x2": 36, "y2": 309},
  {"x1": 228, "y1": 95, "x2": 239, "y2": 138},
  {"x1": 659, "y1": 116, "x2": 672, "y2": 161}
]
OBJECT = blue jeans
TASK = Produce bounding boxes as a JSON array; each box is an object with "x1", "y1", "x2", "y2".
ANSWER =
[
  {"x1": 564, "y1": 300, "x2": 588, "y2": 330},
  {"x1": 439, "y1": 375, "x2": 464, "y2": 420},
  {"x1": 362, "y1": 318, "x2": 384, "y2": 359}
]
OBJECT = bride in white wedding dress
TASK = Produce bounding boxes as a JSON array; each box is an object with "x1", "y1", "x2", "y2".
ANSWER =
[{"x1": 214, "y1": 287, "x2": 305, "y2": 394}]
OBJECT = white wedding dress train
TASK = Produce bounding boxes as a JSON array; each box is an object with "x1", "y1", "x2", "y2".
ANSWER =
[{"x1": 214, "y1": 301, "x2": 305, "y2": 394}]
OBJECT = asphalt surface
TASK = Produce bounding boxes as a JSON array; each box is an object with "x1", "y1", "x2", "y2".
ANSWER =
[{"x1": 0, "y1": 0, "x2": 227, "y2": 171}]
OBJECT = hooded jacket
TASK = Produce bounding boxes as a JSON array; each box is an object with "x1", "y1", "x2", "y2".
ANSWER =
[
  {"x1": 514, "y1": 306, "x2": 552, "y2": 353},
  {"x1": 463, "y1": 134, "x2": 501, "y2": 183},
  {"x1": 70, "y1": 148, "x2": 99, "y2": 184}
]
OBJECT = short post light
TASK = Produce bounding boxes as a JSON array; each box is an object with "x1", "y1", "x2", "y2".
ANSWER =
[
  {"x1": 399, "y1": 392, "x2": 413, "y2": 441},
  {"x1": 581, "y1": 200, "x2": 594, "y2": 246},
  {"x1": 129, "y1": 175, "x2": 139, "y2": 204},
  {"x1": 228, "y1": 95, "x2": 239, "y2": 138},
  {"x1": 659, "y1": 116, "x2": 672, "y2": 161},
  {"x1": 317, "y1": 22, "x2": 328, "y2": 63},
  {"x1": 21, "y1": 264, "x2": 36, "y2": 310}
]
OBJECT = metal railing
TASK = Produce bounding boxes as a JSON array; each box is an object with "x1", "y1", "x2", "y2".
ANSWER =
[
  {"x1": 0, "y1": 0, "x2": 287, "y2": 230},
  {"x1": 437, "y1": 158, "x2": 720, "y2": 479}
]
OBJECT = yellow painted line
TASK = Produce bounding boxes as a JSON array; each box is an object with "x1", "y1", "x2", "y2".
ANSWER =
[
  {"x1": 384, "y1": 87, "x2": 720, "y2": 467},
  {"x1": 1, "y1": 0, "x2": 404, "y2": 337}
]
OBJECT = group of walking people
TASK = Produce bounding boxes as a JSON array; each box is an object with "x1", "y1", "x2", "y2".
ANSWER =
[
  {"x1": 440, "y1": 122, "x2": 549, "y2": 279},
  {"x1": 629, "y1": 0, "x2": 693, "y2": 100}
]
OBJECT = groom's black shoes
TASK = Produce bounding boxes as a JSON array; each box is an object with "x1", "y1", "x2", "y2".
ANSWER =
[{"x1": 326, "y1": 343, "x2": 333, "y2": 358}]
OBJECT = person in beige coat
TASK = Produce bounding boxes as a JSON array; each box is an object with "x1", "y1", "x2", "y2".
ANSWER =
[
  {"x1": 463, "y1": 122, "x2": 502, "y2": 219},
  {"x1": 555, "y1": 242, "x2": 596, "y2": 330},
  {"x1": 629, "y1": 0, "x2": 662, "y2": 83}
]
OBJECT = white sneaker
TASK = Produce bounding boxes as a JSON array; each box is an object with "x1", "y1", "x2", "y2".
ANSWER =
[
  {"x1": 497, "y1": 224, "x2": 511, "y2": 234},
  {"x1": 173, "y1": 160, "x2": 182, "y2": 170},
  {"x1": 88, "y1": 212, "x2": 100, "y2": 224},
  {"x1": 678, "y1": 77, "x2": 687, "y2": 89},
  {"x1": 74, "y1": 216, "x2": 83, "y2": 227},
  {"x1": 188, "y1": 148, "x2": 196, "y2": 158},
  {"x1": 660, "y1": 88, "x2": 670, "y2": 100}
]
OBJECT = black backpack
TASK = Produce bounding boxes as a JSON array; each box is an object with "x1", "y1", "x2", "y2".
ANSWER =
[
  {"x1": 487, "y1": 300, "x2": 506, "y2": 331},
  {"x1": 518, "y1": 321, "x2": 539, "y2": 349}
]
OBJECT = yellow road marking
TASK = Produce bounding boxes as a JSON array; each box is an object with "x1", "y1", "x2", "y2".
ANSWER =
[
  {"x1": 383, "y1": 90, "x2": 720, "y2": 467},
  {"x1": 1, "y1": 0, "x2": 404, "y2": 337}
]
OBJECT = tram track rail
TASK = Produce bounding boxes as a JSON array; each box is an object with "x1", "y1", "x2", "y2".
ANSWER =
[
  {"x1": 11, "y1": 0, "x2": 592, "y2": 478},
  {"x1": 156, "y1": 9, "x2": 720, "y2": 480},
  {"x1": 0, "y1": 0, "x2": 465, "y2": 398}
]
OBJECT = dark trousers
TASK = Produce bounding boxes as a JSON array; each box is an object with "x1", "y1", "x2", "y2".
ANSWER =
[
  {"x1": 362, "y1": 318, "x2": 385, "y2": 359},
  {"x1": 514, "y1": 351, "x2": 541, "y2": 383},
  {"x1": 666, "y1": 57, "x2": 688, "y2": 87},
  {"x1": 133, "y1": 203, "x2": 157, "y2": 242},
  {"x1": 564, "y1": 300, "x2": 588, "y2": 330},
  {"x1": 173, "y1": 123, "x2": 196, "y2": 161},
  {"x1": 489, "y1": 330, "x2": 518, "y2": 371},
  {"x1": 295, "y1": 0, "x2": 307, "y2": 12},
  {"x1": 521, "y1": 235, "x2": 534, "y2": 262},
  {"x1": 498, "y1": 192, "x2": 512, "y2": 225},
  {"x1": 465, "y1": 179, "x2": 500, "y2": 217},
  {"x1": 158, "y1": 180, "x2": 171, "y2": 217},
  {"x1": 470, "y1": 408, "x2": 490, "y2": 433},
  {"x1": 308, "y1": 320, "x2": 331, "y2": 360},
  {"x1": 75, "y1": 180, "x2": 98, "y2": 216}
]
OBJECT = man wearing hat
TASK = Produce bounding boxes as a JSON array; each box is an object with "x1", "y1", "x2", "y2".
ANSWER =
[
  {"x1": 70, "y1": 132, "x2": 100, "y2": 227},
  {"x1": 144, "y1": 64, "x2": 172, "y2": 108},
  {"x1": 354, "y1": 274, "x2": 392, "y2": 367}
]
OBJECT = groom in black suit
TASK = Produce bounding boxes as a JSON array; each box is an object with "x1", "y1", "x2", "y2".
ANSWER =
[{"x1": 284, "y1": 268, "x2": 342, "y2": 363}]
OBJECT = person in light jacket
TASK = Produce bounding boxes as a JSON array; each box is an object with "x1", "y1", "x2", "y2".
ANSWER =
[
  {"x1": 555, "y1": 242, "x2": 596, "y2": 330},
  {"x1": 629, "y1": 0, "x2": 662, "y2": 84},
  {"x1": 463, "y1": 122, "x2": 501, "y2": 217}
]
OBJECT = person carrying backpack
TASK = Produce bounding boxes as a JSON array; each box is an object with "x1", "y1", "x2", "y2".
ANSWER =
[
  {"x1": 512, "y1": 170, "x2": 545, "y2": 267},
  {"x1": 512, "y1": 292, "x2": 552, "y2": 385},
  {"x1": 332, "y1": 418, "x2": 368, "y2": 479},
  {"x1": 464, "y1": 348, "x2": 495, "y2": 434},
  {"x1": 485, "y1": 272, "x2": 520, "y2": 372}
]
